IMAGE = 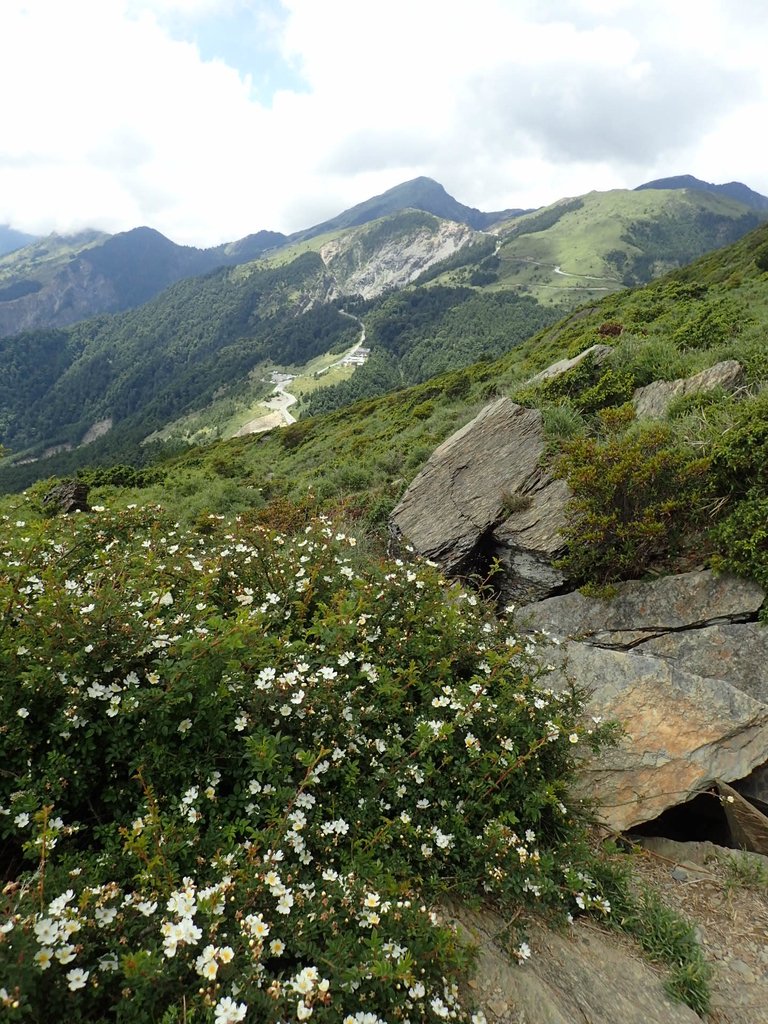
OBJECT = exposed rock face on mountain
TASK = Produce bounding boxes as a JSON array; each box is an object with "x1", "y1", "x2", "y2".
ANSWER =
[
  {"x1": 520, "y1": 571, "x2": 768, "y2": 831},
  {"x1": 319, "y1": 214, "x2": 477, "y2": 299},
  {"x1": 391, "y1": 388, "x2": 768, "y2": 836},
  {"x1": 390, "y1": 398, "x2": 570, "y2": 601},
  {"x1": 632, "y1": 359, "x2": 745, "y2": 419}
]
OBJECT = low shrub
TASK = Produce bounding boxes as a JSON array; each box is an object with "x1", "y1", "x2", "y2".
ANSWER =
[
  {"x1": 0, "y1": 506, "x2": 615, "y2": 1023},
  {"x1": 554, "y1": 411, "x2": 711, "y2": 584}
]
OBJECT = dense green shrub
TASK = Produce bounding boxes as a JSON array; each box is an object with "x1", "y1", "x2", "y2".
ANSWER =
[
  {"x1": 754, "y1": 242, "x2": 768, "y2": 272},
  {"x1": 515, "y1": 354, "x2": 634, "y2": 416},
  {"x1": 0, "y1": 506, "x2": 615, "y2": 1023},
  {"x1": 554, "y1": 411, "x2": 711, "y2": 583},
  {"x1": 711, "y1": 494, "x2": 768, "y2": 595},
  {"x1": 709, "y1": 391, "x2": 768, "y2": 499},
  {"x1": 671, "y1": 298, "x2": 746, "y2": 350}
]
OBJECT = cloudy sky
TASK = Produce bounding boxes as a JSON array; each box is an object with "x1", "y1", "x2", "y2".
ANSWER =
[{"x1": 1, "y1": 0, "x2": 765, "y2": 246}]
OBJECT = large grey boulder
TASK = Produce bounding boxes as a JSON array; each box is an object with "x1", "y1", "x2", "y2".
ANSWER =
[
  {"x1": 451, "y1": 905, "x2": 701, "y2": 1024},
  {"x1": 632, "y1": 359, "x2": 745, "y2": 419},
  {"x1": 390, "y1": 398, "x2": 570, "y2": 599},
  {"x1": 43, "y1": 479, "x2": 91, "y2": 515},
  {"x1": 520, "y1": 570, "x2": 768, "y2": 831},
  {"x1": 543, "y1": 642, "x2": 768, "y2": 831}
]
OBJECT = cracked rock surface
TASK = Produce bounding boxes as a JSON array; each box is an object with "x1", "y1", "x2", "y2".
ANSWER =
[
  {"x1": 390, "y1": 398, "x2": 569, "y2": 600},
  {"x1": 520, "y1": 570, "x2": 768, "y2": 831}
]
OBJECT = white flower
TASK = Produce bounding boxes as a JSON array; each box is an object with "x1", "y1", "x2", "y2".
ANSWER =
[
  {"x1": 276, "y1": 892, "x2": 294, "y2": 915},
  {"x1": 297, "y1": 1002, "x2": 313, "y2": 1020},
  {"x1": 34, "y1": 918, "x2": 60, "y2": 945},
  {"x1": 14, "y1": 812, "x2": 30, "y2": 828},
  {"x1": 516, "y1": 941, "x2": 532, "y2": 962},
  {"x1": 243, "y1": 913, "x2": 269, "y2": 939},
  {"x1": 234, "y1": 715, "x2": 248, "y2": 731},
  {"x1": 16, "y1": 707, "x2": 29, "y2": 718},
  {"x1": 269, "y1": 938, "x2": 285, "y2": 956},
  {"x1": 49, "y1": 891, "x2": 75, "y2": 915},
  {"x1": 214, "y1": 996, "x2": 247, "y2": 1024},
  {"x1": 178, "y1": 719, "x2": 192, "y2": 734},
  {"x1": 569, "y1": 733, "x2": 579, "y2": 744},
  {"x1": 95, "y1": 906, "x2": 117, "y2": 927},
  {"x1": 158, "y1": 592, "x2": 174, "y2": 606},
  {"x1": 55, "y1": 944, "x2": 77, "y2": 965},
  {"x1": 34, "y1": 949, "x2": 53, "y2": 970},
  {"x1": 66, "y1": 968, "x2": 89, "y2": 990}
]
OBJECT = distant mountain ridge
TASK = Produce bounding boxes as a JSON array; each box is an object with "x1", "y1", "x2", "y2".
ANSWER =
[
  {"x1": 288, "y1": 177, "x2": 528, "y2": 242},
  {"x1": 635, "y1": 174, "x2": 768, "y2": 211},
  {"x1": 0, "y1": 178, "x2": 522, "y2": 338},
  {"x1": 0, "y1": 225, "x2": 39, "y2": 257}
]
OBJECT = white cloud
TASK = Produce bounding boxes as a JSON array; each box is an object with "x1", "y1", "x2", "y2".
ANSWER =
[{"x1": 0, "y1": 0, "x2": 766, "y2": 244}]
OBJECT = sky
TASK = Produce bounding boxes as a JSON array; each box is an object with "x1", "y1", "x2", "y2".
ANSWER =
[{"x1": 1, "y1": 0, "x2": 766, "y2": 246}]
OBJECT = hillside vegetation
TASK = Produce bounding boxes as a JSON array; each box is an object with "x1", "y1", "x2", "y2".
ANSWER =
[
  {"x1": 483, "y1": 188, "x2": 764, "y2": 302},
  {"x1": 5, "y1": 199, "x2": 768, "y2": 1024},
  {"x1": 32, "y1": 218, "x2": 763, "y2": 596},
  {"x1": 1, "y1": 181, "x2": 767, "y2": 481}
]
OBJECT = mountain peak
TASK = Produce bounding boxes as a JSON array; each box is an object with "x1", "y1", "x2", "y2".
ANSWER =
[
  {"x1": 636, "y1": 174, "x2": 768, "y2": 211},
  {"x1": 292, "y1": 177, "x2": 527, "y2": 242}
]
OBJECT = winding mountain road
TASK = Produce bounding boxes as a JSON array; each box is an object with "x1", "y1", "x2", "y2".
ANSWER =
[{"x1": 235, "y1": 311, "x2": 366, "y2": 436}]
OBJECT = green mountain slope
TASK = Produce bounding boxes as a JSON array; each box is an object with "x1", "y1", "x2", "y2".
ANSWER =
[
  {"x1": 2, "y1": 182, "x2": 768, "y2": 493},
  {"x1": 476, "y1": 188, "x2": 765, "y2": 303},
  {"x1": 0, "y1": 252, "x2": 360, "y2": 460},
  {"x1": 51, "y1": 217, "x2": 767, "y2": 560},
  {"x1": 0, "y1": 179, "x2": 523, "y2": 338},
  {"x1": 0, "y1": 227, "x2": 251, "y2": 337}
]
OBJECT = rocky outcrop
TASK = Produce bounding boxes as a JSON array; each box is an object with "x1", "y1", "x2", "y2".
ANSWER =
[
  {"x1": 542, "y1": 641, "x2": 768, "y2": 830},
  {"x1": 390, "y1": 398, "x2": 570, "y2": 600},
  {"x1": 451, "y1": 905, "x2": 701, "y2": 1024},
  {"x1": 520, "y1": 570, "x2": 768, "y2": 831},
  {"x1": 526, "y1": 343, "x2": 613, "y2": 385},
  {"x1": 520, "y1": 569, "x2": 764, "y2": 646},
  {"x1": 632, "y1": 359, "x2": 745, "y2": 419},
  {"x1": 43, "y1": 480, "x2": 91, "y2": 515},
  {"x1": 320, "y1": 216, "x2": 477, "y2": 299}
]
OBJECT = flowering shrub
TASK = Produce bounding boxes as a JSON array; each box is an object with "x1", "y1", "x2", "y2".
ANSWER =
[{"x1": 0, "y1": 506, "x2": 612, "y2": 1022}]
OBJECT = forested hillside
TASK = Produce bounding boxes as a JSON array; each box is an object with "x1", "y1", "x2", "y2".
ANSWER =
[
  {"x1": 0, "y1": 252, "x2": 355, "y2": 457},
  {"x1": 304, "y1": 287, "x2": 557, "y2": 416}
]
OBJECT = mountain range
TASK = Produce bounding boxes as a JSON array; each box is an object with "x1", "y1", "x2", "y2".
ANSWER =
[{"x1": 0, "y1": 172, "x2": 767, "y2": 488}]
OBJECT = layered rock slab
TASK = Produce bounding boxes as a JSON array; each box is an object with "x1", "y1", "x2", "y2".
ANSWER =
[
  {"x1": 390, "y1": 398, "x2": 570, "y2": 600},
  {"x1": 520, "y1": 570, "x2": 768, "y2": 831},
  {"x1": 632, "y1": 359, "x2": 745, "y2": 419},
  {"x1": 542, "y1": 642, "x2": 768, "y2": 831}
]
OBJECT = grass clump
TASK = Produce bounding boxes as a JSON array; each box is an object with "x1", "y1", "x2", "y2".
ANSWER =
[
  {"x1": 0, "y1": 504, "x2": 616, "y2": 1023},
  {"x1": 595, "y1": 854, "x2": 712, "y2": 1017}
]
